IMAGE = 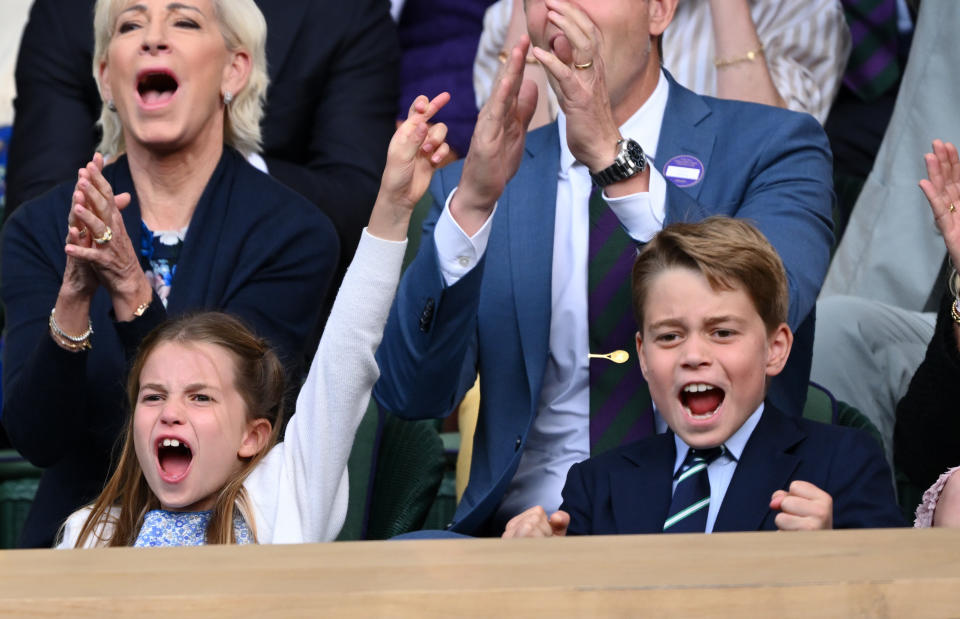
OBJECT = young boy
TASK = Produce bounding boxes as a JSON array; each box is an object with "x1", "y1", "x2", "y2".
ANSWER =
[{"x1": 503, "y1": 217, "x2": 905, "y2": 537}]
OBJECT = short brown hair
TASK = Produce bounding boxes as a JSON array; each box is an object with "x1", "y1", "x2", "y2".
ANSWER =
[{"x1": 631, "y1": 217, "x2": 788, "y2": 334}]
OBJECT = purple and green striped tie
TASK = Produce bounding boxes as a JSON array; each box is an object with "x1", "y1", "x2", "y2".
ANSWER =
[
  {"x1": 587, "y1": 187, "x2": 654, "y2": 454},
  {"x1": 663, "y1": 446, "x2": 725, "y2": 533},
  {"x1": 842, "y1": 0, "x2": 900, "y2": 101}
]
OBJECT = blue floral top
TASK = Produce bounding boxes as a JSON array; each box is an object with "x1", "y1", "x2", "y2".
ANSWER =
[
  {"x1": 139, "y1": 221, "x2": 188, "y2": 307},
  {"x1": 134, "y1": 509, "x2": 253, "y2": 547}
]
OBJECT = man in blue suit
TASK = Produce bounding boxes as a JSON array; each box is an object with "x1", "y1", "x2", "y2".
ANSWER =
[
  {"x1": 374, "y1": 0, "x2": 834, "y2": 535},
  {"x1": 501, "y1": 218, "x2": 903, "y2": 537}
]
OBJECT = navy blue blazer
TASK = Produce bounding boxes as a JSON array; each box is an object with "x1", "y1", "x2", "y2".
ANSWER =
[
  {"x1": 374, "y1": 74, "x2": 835, "y2": 535},
  {"x1": 560, "y1": 405, "x2": 906, "y2": 533},
  {"x1": 5, "y1": 0, "x2": 398, "y2": 279},
  {"x1": 0, "y1": 149, "x2": 338, "y2": 547}
]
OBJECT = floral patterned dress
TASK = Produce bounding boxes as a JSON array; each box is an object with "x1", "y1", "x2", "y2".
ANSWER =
[
  {"x1": 139, "y1": 221, "x2": 189, "y2": 306},
  {"x1": 134, "y1": 509, "x2": 253, "y2": 547}
]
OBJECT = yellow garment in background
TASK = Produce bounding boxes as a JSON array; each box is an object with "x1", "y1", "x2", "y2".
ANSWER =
[{"x1": 455, "y1": 376, "x2": 481, "y2": 503}]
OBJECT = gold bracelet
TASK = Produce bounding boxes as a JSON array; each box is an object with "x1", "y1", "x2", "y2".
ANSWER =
[
  {"x1": 951, "y1": 297, "x2": 960, "y2": 326},
  {"x1": 498, "y1": 51, "x2": 539, "y2": 65},
  {"x1": 715, "y1": 43, "x2": 764, "y2": 68},
  {"x1": 49, "y1": 307, "x2": 93, "y2": 352}
]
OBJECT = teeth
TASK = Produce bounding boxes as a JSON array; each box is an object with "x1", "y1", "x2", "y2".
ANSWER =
[
  {"x1": 161, "y1": 439, "x2": 181, "y2": 448},
  {"x1": 683, "y1": 383, "x2": 715, "y2": 393}
]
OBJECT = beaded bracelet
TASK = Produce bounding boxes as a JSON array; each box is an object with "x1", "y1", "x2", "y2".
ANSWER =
[{"x1": 49, "y1": 307, "x2": 93, "y2": 352}]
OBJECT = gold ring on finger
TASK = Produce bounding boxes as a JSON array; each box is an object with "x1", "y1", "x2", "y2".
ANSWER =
[
  {"x1": 574, "y1": 60, "x2": 593, "y2": 70},
  {"x1": 93, "y1": 225, "x2": 113, "y2": 245},
  {"x1": 78, "y1": 226, "x2": 88, "y2": 238}
]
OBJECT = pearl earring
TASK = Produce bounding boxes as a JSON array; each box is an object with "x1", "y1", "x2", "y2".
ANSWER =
[{"x1": 222, "y1": 92, "x2": 233, "y2": 105}]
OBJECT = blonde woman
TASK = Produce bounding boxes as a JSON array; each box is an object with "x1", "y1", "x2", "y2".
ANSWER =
[{"x1": 1, "y1": 0, "x2": 338, "y2": 547}]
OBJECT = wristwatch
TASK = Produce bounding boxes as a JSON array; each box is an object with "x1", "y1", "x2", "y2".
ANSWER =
[{"x1": 590, "y1": 138, "x2": 646, "y2": 188}]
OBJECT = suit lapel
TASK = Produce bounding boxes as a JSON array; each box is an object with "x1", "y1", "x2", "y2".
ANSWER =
[
  {"x1": 508, "y1": 125, "x2": 560, "y2": 399},
  {"x1": 713, "y1": 406, "x2": 806, "y2": 532},
  {"x1": 256, "y1": 0, "x2": 309, "y2": 81},
  {"x1": 656, "y1": 72, "x2": 716, "y2": 221},
  {"x1": 610, "y1": 435, "x2": 676, "y2": 534}
]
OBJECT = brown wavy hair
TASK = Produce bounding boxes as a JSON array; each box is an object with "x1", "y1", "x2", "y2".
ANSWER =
[
  {"x1": 72, "y1": 312, "x2": 285, "y2": 547},
  {"x1": 631, "y1": 216, "x2": 789, "y2": 335}
]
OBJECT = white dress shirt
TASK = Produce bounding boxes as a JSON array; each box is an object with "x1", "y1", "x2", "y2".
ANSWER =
[
  {"x1": 671, "y1": 404, "x2": 764, "y2": 533},
  {"x1": 434, "y1": 70, "x2": 672, "y2": 519}
]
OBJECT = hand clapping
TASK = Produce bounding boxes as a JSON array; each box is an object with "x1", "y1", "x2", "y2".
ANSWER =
[{"x1": 64, "y1": 153, "x2": 152, "y2": 320}]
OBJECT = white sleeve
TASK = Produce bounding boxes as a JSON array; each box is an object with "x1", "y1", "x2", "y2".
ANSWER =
[
  {"x1": 602, "y1": 165, "x2": 668, "y2": 243},
  {"x1": 434, "y1": 188, "x2": 498, "y2": 286},
  {"x1": 244, "y1": 230, "x2": 407, "y2": 543}
]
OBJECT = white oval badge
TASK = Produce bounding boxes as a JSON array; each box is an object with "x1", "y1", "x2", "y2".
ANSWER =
[{"x1": 663, "y1": 155, "x2": 704, "y2": 188}]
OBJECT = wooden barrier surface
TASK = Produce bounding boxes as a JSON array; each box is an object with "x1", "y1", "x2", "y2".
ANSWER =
[{"x1": 1, "y1": 528, "x2": 958, "y2": 617}]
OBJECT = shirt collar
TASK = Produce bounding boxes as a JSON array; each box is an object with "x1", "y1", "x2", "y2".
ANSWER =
[
  {"x1": 559, "y1": 68, "x2": 670, "y2": 174},
  {"x1": 672, "y1": 402, "x2": 766, "y2": 475}
]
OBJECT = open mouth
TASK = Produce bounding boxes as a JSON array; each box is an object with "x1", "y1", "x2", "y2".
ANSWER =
[
  {"x1": 157, "y1": 437, "x2": 192, "y2": 481},
  {"x1": 136, "y1": 69, "x2": 179, "y2": 107},
  {"x1": 680, "y1": 383, "x2": 725, "y2": 420}
]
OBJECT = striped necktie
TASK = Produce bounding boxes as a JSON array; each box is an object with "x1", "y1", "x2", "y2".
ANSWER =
[
  {"x1": 663, "y1": 446, "x2": 725, "y2": 533},
  {"x1": 587, "y1": 186, "x2": 654, "y2": 454},
  {"x1": 841, "y1": 0, "x2": 900, "y2": 101}
]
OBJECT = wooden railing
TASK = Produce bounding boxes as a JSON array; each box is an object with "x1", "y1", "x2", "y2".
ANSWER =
[{"x1": 1, "y1": 528, "x2": 958, "y2": 617}]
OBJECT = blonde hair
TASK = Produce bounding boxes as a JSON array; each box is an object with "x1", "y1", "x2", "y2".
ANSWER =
[
  {"x1": 631, "y1": 217, "x2": 789, "y2": 335},
  {"x1": 74, "y1": 312, "x2": 286, "y2": 547},
  {"x1": 92, "y1": 0, "x2": 268, "y2": 158}
]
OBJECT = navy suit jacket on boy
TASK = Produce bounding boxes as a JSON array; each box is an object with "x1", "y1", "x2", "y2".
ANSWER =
[{"x1": 560, "y1": 405, "x2": 907, "y2": 534}]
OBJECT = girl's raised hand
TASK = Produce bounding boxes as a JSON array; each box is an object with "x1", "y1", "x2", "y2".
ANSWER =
[{"x1": 368, "y1": 92, "x2": 452, "y2": 241}]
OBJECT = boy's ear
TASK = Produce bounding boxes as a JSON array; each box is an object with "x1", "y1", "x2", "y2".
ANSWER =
[
  {"x1": 635, "y1": 331, "x2": 649, "y2": 379},
  {"x1": 764, "y1": 323, "x2": 793, "y2": 377},
  {"x1": 238, "y1": 418, "x2": 272, "y2": 459}
]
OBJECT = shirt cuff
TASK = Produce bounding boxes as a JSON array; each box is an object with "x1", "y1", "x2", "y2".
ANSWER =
[
  {"x1": 602, "y1": 166, "x2": 667, "y2": 243},
  {"x1": 434, "y1": 187, "x2": 497, "y2": 286}
]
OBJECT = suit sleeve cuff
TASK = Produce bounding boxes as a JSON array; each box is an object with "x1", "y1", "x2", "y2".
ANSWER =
[
  {"x1": 434, "y1": 186, "x2": 497, "y2": 286},
  {"x1": 601, "y1": 166, "x2": 666, "y2": 243}
]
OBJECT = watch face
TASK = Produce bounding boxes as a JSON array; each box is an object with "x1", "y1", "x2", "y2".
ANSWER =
[{"x1": 626, "y1": 139, "x2": 644, "y2": 164}]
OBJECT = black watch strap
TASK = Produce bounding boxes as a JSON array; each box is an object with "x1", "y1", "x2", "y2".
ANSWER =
[{"x1": 590, "y1": 138, "x2": 647, "y2": 188}]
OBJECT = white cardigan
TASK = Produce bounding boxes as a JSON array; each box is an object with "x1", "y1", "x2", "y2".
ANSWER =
[{"x1": 59, "y1": 230, "x2": 407, "y2": 547}]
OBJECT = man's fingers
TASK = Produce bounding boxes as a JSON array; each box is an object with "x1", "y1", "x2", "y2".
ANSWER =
[
  {"x1": 544, "y1": 0, "x2": 596, "y2": 66},
  {"x1": 516, "y1": 80, "x2": 540, "y2": 131},
  {"x1": 487, "y1": 37, "x2": 529, "y2": 125},
  {"x1": 531, "y1": 46, "x2": 572, "y2": 95}
]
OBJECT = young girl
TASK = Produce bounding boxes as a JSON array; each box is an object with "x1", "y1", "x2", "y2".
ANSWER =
[{"x1": 57, "y1": 92, "x2": 453, "y2": 547}]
